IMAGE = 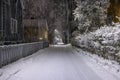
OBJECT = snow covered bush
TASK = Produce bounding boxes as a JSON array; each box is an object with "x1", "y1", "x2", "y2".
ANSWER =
[
  {"x1": 53, "y1": 29, "x2": 64, "y2": 44},
  {"x1": 72, "y1": 25, "x2": 120, "y2": 63},
  {"x1": 74, "y1": 0, "x2": 110, "y2": 33}
]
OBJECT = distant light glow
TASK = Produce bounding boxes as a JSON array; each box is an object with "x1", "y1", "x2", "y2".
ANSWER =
[{"x1": 39, "y1": 37, "x2": 43, "y2": 40}]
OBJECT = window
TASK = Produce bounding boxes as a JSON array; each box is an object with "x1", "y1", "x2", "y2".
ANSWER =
[{"x1": 11, "y1": 18, "x2": 18, "y2": 33}]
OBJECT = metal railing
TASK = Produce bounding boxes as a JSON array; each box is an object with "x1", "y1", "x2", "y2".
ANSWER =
[{"x1": 0, "y1": 41, "x2": 49, "y2": 68}]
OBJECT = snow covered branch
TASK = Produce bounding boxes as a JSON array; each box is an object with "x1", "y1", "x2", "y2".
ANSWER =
[{"x1": 74, "y1": 0, "x2": 110, "y2": 33}]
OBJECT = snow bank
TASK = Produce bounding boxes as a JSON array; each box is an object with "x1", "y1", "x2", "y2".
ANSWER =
[
  {"x1": 75, "y1": 48, "x2": 120, "y2": 79},
  {"x1": 72, "y1": 25, "x2": 120, "y2": 63}
]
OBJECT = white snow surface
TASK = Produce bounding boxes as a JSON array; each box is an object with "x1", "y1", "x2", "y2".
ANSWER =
[
  {"x1": 75, "y1": 48, "x2": 120, "y2": 80},
  {"x1": 0, "y1": 45, "x2": 120, "y2": 80}
]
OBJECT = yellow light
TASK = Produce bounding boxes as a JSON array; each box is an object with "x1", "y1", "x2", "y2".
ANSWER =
[{"x1": 39, "y1": 37, "x2": 43, "y2": 40}]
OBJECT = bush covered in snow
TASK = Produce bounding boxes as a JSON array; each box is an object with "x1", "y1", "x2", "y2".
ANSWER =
[
  {"x1": 74, "y1": 0, "x2": 109, "y2": 33},
  {"x1": 71, "y1": 25, "x2": 120, "y2": 63}
]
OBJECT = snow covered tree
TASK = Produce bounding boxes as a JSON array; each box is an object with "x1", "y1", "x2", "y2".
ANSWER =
[
  {"x1": 24, "y1": 0, "x2": 50, "y2": 19},
  {"x1": 74, "y1": 0, "x2": 110, "y2": 33}
]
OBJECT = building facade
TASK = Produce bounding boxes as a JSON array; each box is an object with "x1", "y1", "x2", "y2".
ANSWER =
[
  {"x1": 0, "y1": 0, "x2": 24, "y2": 45},
  {"x1": 24, "y1": 19, "x2": 48, "y2": 43},
  {"x1": 107, "y1": 0, "x2": 120, "y2": 24}
]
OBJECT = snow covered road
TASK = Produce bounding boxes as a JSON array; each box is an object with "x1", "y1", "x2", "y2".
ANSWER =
[{"x1": 0, "y1": 45, "x2": 120, "y2": 80}]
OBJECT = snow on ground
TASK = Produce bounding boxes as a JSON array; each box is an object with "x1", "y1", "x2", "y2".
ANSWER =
[
  {"x1": 0, "y1": 45, "x2": 120, "y2": 80},
  {"x1": 50, "y1": 44, "x2": 71, "y2": 47},
  {"x1": 74, "y1": 48, "x2": 120, "y2": 80}
]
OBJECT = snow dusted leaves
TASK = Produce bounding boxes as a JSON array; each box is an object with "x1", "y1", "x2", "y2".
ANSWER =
[
  {"x1": 72, "y1": 25, "x2": 120, "y2": 63},
  {"x1": 74, "y1": 0, "x2": 110, "y2": 33}
]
